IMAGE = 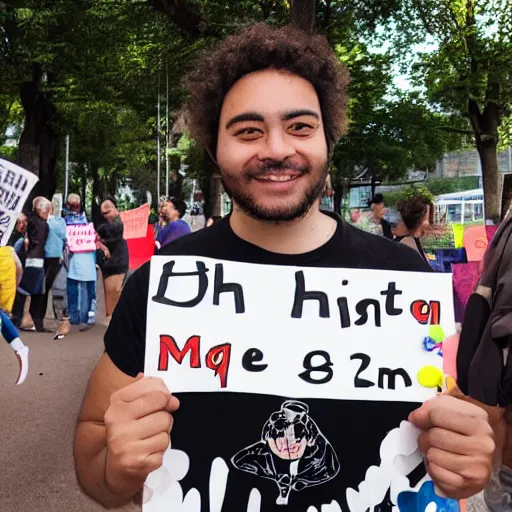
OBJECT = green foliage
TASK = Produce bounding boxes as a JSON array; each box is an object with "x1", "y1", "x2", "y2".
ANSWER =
[
  {"x1": 330, "y1": 43, "x2": 464, "y2": 187},
  {"x1": 383, "y1": 177, "x2": 479, "y2": 206}
]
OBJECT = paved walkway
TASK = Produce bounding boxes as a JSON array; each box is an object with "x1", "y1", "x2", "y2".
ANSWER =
[{"x1": 0, "y1": 285, "x2": 138, "y2": 511}]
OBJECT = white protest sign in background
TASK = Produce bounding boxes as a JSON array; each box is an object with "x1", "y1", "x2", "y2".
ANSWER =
[
  {"x1": 145, "y1": 256, "x2": 454, "y2": 403},
  {"x1": 0, "y1": 159, "x2": 39, "y2": 246},
  {"x1": 143, "y1": 256, "x2": 456, "y2": 512}
]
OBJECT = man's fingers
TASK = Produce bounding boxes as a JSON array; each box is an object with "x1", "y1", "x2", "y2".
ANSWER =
[
  {"x1": 141, "y1": 432, "x2": 170, "y2": 458},
  {"x1": 424, "y1": 447, "x2": 491, "y2": 481},
  {"x1": 113, "y1": 376, "x2": 170, "y2": 404},
  {"x1": 425, "y1": 460, "x2": 465, "y2": 490},
  {"x1": 131, "y1": 411, "x2": 174, "y2": 440},
  {"x1": 409, "y1": 395, "x2": 490, "y2": 433},
  {"x1": 418, "y1": 428, "x2": 495, "y2": 458}
]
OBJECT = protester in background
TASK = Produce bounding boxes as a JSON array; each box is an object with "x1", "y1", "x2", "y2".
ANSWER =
[
  {"x1": 30, "y1": 202, "x2": 67, "y2": 332},
  {"x1": 154, "y1": 196, "x2": 191, "y2": 251},
  {"x1": 97, "y1": 199, "x2": 129, "y2": 319},
  {"x1": 0, "y1": 244, "x2": 29, "y2": 384},
  {"x1": 8, "y1": 213, "x2": 28, "y2": 249},
  {"x1": 64, "y1": 193, "x2": 100, "y2": 331},
  {"x1": 206, "y1": 215, "x2": 222, "y2": 228},
  {"x1": 396, "y1": 195, "x2": 432, "y2": 264},
  {"x1": 368, "y1": 193, "x2": 393, "y2": 239},
  {"x1": 10, "y1": 214, "x2": 29, "y2": 329},
  {"x1": 17, "y1": 197, "x2": 51, "y2": 332}
]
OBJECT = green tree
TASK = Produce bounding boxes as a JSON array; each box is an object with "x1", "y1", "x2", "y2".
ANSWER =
[
  {"x1": 329, "y1": 44, "x2": 464, "y2": 211},
  {"x1": 392, "y1": 0, "x2": 512, "y2": 222}
]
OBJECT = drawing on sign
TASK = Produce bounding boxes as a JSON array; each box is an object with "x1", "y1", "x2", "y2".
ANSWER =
[{"x1": 231, "y1": 400, "x2": 339, "y2": 505}]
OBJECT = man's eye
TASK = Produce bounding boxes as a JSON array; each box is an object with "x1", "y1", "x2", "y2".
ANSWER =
[
  {"x1": 290, "y1": 123, "x2": 313, "y2": 134},
  {"x1": 235, "y1": 127, "x2": 262, "y2": 138}
]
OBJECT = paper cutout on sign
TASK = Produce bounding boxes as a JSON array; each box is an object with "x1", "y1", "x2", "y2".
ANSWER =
[
  {"x1": 442, "y1": 334, "x2": 460, "y2": 380},
  {"x1": 397, "y1": 481, "x2": 459, "y2": 512},
  {"x1": 428, "y1": 325, "x2": 445, "y2": 344},
  {"x1": 463, "y1": 225, "x2": 488, "y2": 262},
  {"x1": 347, "y1": 421, "x2": 423, "y2": 512},
  {"x1": 417, "y1": 366, "x2": 444, "y2": 388},
  {"x1": 452, "y1": 224, "x2": 465, "y2": 249}
]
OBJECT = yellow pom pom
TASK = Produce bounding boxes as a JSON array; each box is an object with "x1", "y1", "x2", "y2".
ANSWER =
[
  {"x1": 429, "y1": 325, "x2": 446, "y2": 343},
  {"x1": 417, "y1": 366, "x2": 444, "y2": 388}
]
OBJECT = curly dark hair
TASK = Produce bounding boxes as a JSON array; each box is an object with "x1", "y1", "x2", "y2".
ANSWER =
[
  {"x1": 184, "y1": 23, "x2": 350, "y2": 158},
  {"x1": 398, "y1": 196, "x2": 432, "y2": 231}
]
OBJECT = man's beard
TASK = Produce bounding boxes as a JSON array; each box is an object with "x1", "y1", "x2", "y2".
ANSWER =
[{"x1": 220, "y1": 159, "x2": 329, "y2": 222}]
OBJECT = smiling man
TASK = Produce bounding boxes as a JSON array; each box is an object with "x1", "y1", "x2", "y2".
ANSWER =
[{"x1": 74, "y1": 24, "x2": 494, "y2": 510}]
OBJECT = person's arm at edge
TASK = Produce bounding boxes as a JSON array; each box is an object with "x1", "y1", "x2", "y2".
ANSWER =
[
  {"x1": 74, "y1": 265, "x2": 149, "y2": 508},
  {"x1": 12, "y1": 247, "x2": 23, "y2": 286},
  {"x1": 74, "y1": 354, "x2": 140, "y2": 508}
]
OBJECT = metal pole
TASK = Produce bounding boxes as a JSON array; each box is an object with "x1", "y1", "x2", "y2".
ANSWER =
[
  {"x1": 64, "y1": 134, "x2": 70, "y2": 199},
  {"x1": 165, "y1": 61, "x2": 170, "y2": 197},
  {"x1": 157, "y1": 76, "x2": 161, "y2": 201}
]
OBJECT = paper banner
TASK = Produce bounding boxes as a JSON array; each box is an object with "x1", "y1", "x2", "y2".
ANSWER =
[
  {"x1": 452, "y1": 224, "x2": 465, "y2": 249},
  {"x1": 66, "y1": 223, "x2": 96, "y2": 253},
  {"x1": 463, "y1": 225, "x2": 488, "y2": 262},
  {"x1": 143, "y1": 257, "x2": 457, "y2": 512},
  {"x1": 452, "y1": 261, "x2": 481, "y2": 323},
  {"x1": 0, "y1": 159, "x2": 39, "y2": 246},
  {"x1": 120, "y1": 203, "x2": 150, "y2": 240},
  {"x1": 126, "y1": 224, "x2": 154, "y2": 270}
]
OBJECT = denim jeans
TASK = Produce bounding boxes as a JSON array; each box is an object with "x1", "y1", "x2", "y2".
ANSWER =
[
  {"x1": 67, "y1": 278, "x2": 96, "y2": 325},
  {"x1": 0, "y1": 309, "x2": 19, "y2": 343}
]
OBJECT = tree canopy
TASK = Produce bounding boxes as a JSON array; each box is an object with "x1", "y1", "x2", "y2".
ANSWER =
[{"x1": 0, "y1": 0, "x2": 476, "y2": 217}]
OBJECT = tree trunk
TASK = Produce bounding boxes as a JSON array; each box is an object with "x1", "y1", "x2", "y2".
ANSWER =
[
  {"x1": 210, "y1": 172, "x2": 223, "y2": 217},
  {"x1": 291, "y1": 0, "x2": 316, "y2": 33},
  {"x1": 91, "y1": 166, "x2": 102, "y2": 226},
  {"x1": 333, "y1": 184, "x2": 343, "y2": 214},
  {"x1": 17, "y1": 64, "x2": 59, "y2": 212},
  {"x1": 478, "y1": 143, "x2": 500, "y2": 224},
  {"x1": 468, "y1": 98, "x2": 501, "y2": 224}
]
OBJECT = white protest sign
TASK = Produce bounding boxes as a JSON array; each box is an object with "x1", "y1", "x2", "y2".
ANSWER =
[
  {"x1": 144, "y1": 256, "x2": 456, "y2": 512},
  {"x1": 0, "y1": 159, "x2": 39, "y2": 246}
]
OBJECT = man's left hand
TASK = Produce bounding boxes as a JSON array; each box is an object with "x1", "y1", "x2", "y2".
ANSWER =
[{"x1": 409, "y1": 393, "x2": 495, "y2": 500}]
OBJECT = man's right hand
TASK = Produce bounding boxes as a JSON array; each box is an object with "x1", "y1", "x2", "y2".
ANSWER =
[{"x1": 104, "y1": 374, "x2": 180, "y2": 496}]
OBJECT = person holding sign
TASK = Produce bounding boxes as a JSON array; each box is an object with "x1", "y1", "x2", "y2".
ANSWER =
[
  {"x1": 64, "y1": 193, "x2": 102, "y2": 331},
  {"x1": 75, "y1": 24, "x2": 495, "y2": 511},
  {"x1": 97, "y1": 199, "x2": 129, "y2": 319}
]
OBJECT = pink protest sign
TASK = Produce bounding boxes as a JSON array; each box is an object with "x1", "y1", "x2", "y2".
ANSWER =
[
  {"x1": 120, "y1": 203, "x2": 150, "y2": 240},
  {"x1": 463, "y1": 225, "x2": 488, "y2": 261},
  {"x1": 66, "y1": 223, "x2": 97, "y2": 253}
]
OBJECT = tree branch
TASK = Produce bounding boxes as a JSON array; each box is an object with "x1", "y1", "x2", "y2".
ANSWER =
[{"x1": 437, "y1": 127, "x2": 474, "y2": 135}]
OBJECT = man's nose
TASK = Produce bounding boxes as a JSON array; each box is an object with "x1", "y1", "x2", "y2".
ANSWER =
[{"x1": 258, "y1": 130, "x2": 296, "y2": 162}]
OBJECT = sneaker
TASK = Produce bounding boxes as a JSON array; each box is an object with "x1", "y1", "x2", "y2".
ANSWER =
[
  {"x1": 15, "y1": 346, "x2": 30, "y2": 385},
  {"x1": 79, "y1": 323, "x2": 92, "y2": 332}
]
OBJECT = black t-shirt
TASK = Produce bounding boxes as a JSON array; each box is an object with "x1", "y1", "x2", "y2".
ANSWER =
[{"x1": 104, "y1": 212, "x2": 432, "y2": 512}]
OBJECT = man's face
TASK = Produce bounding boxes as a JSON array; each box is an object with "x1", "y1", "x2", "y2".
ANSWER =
[
  {"x1": 161, "y1": 200, "x2": 179, "y2": 222},
  {"x1": 17, "y1": 217, "x2": 27, "y2": 233},
  {"x1": 217, "y1": 69, "x2": 329, "y2": 222},
  {"x1": 101, "y1": 200, "x2": 118, "y2": 223},
  {"x1": 372, "y1": 202, "x2": 386, "y2": 220},
  {"x1": 68, "y1": 200, "x2": 80, "y2": 213}
]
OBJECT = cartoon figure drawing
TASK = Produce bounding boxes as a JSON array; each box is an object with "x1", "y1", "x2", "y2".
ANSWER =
[{"x1": 231, "y1": 400, "x2": 340, "y2": 505}]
